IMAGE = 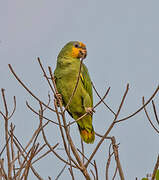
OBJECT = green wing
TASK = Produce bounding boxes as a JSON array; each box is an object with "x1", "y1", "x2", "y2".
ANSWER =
[{"x1": 80, "y1": 64, "x2": 93, "y2": 105}]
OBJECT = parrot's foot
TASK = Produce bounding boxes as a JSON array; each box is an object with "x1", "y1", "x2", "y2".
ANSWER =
[
  {"x1": 54, "y1": 93, "x2": 62, "y2": 106},
  {"x1": 85, "y1": 107, "x2": 95, "y2": 115}
]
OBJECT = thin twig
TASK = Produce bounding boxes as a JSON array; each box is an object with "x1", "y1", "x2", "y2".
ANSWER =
[
  {"x1": 112, "y1": 166, "x2": 118, "y2": 180},
  {"x1": 85, "y1": 84, "x2": 129, "y2": 168},
  {"x1": 106, "y1": 143, "x2": 114, "y2": 180},
  {"x1": 111, "y1": 137, "x2": 124, "y2": 180},
  {"x1": 40, "y1": 104, "x2": 77, "y2": 168},
  {"x1": 8, "y1": 96, "x2": 16, "y2": 120},
  {"x1": 0, "y1": 159, "x2": 7, "y2": 179},
  {"x1": 152, "y1": 100, "x2": 159, "y2": 125},
  {"x1": 90, "y1": 169, "x2": 96, "y2": 180},
  {"x1": 43, "y1": 92, "x2": 51, "y2": 111},
  {"x1": 37, "y1": 58, "x2": 56, "y2": 95},
  {"x1": 77, "y1": 149, "x2": 94, "y2": 167},
  {"x1": 55, "y1": 163, "x2": 67, "y2": 180},
  {"x1": 10, "y1": 120, "x2": 50, "y2": 166},
  {"x1": 32, "y1": 144, "x2": 59, "y2": 165},
  {"x1": 1, "y1": 89, "x2": 8, "y2": 117},
  {"x1": 11, "y1": 132, "x2": 43, "y2": 180},
  {"x1": 54, "y1": 100, "x2": 72, "y2": 162},
  {"x1": 1, "y1": 89, "x2": 12, "y2": 179},
  {"x1": 0, "y1": 135, "x2": 11, "y2": 157},
  {"x1": 10, "y1": 123, "x2": 16, "y2": 177},
  {"x1": 93, "y1": 87, "x2": 110, "y2": 109},
  {"x1": 22, "y1": 144, "x2": 39, "y2": 180},
  {"x1": 26, "y1": 101, "x2": 63, "y2": 127},
  {"x1": 67, "y1": 122, "x2": 75, "y2": 179},
  {"x1": 50, "y1": 67, "x2": 91, "y2": 180},
  {"x1": 63, "y1": 59, "x2": 83, "y2": 113},
  {"x1": 81, "y1": 139, "x2": 85, "y2": 164},
  {"x1": 67, "y1": 87, "x2": 110, "y2": 127},
  {"x1": 91, "y1": 82, "x2": 116, "y2": 115},
  {"x1": 95, "y1": 132, "x2": 112, "y2": 139},
  {"x1": 151, "y1": 155, "x2": 159, "y2": 180},
  {"x1": 68, "y1": 167, "x2": 75, "y2": 180},
  {"x1": 54, "y1": 100, "x2": 79, "y2": 168},
  {"x1": 49, "y1": 69, "x2": 83, "y2": 166},
  {"x1": 143, "y1": 97, "x2": 159, "y2": 134},
  {"x1": 94, "y1": 160, "x2": 98, "y2": 180},
  {"x1": 8, "y1": 64, "x2": 56, "y2": 113},
  {"x1": 30, "y1": 166, "x2": 44, "y2": 180},
  {"x1": 116, "y1": 85, "x2": 159, "y2": 123},
  {"x1": 13, "y1": 146, "x2": 32, "y2": 179}
]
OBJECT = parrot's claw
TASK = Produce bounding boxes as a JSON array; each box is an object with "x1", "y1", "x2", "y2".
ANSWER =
[
  {"x1": 85, "y1": 107, "x2": 95, "y2": 115},
  {"x1": 54, "y1": 93, "x2": 62, "y2": 106}
]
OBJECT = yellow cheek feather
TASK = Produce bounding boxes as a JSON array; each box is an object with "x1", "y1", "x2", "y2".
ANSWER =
[
  {"x1": 72, "y1": 46, "x2": 80, "y2": 58},
  {"x1": 71, "y1": 42, "x2": 86, "y2": 58}
]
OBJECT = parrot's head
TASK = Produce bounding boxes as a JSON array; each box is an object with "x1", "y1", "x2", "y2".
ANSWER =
[{"x1": 58, "y1": 41, "x2": 87, "y2": 60}]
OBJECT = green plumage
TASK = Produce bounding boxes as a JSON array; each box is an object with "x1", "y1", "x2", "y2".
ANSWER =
[{"x1": 54, "y1": 41, "x2": 95, "y2": 143}]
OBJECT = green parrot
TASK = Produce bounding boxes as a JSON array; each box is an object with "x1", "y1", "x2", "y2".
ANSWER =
[{"x1": 54, "y1": 41, "x2": 95, "y2": 144}]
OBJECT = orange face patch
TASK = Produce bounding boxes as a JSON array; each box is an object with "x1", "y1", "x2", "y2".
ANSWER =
[
  {"x1": 71, "y1": 41, "x2": 86, "y2": 58},
  {"x1": 72, "y1": 46, "x2": 80, "y2": 58}
]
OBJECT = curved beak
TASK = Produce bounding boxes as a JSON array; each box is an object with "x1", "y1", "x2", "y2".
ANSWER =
[{"x1": 79, "y1": 48, "x2": 87, "y2": 59}]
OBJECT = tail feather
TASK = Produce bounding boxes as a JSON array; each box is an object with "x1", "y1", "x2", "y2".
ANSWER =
[{"x1": 78, "y1": 126, "x2": 95, "y2": 144}]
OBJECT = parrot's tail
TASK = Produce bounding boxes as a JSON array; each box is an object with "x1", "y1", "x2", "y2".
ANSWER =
[{"x1": 78, "y1": 125, "x2": 95, "y2": 144}]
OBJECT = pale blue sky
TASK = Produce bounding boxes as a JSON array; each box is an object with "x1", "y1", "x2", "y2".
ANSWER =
[{"x1": 0, "y1": 0, "x2": 159, "y2": 179}]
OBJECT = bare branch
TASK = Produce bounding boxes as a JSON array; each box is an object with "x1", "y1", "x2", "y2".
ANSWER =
[
  {"x1": 0, "y1": 159, "x2": 7, "y2": 179},
  {"x1": 142, "y1": 97, "x2": 159, "y2": 134},
  {"x1": 55, "y1": 163, "x2": 67, "y2": 180},
  {"x1": 1, "y1": 89, "x2": 12, "y2": 179},
  {"x1": 49, "y1": 67, "x2": 92, "y2": 180},
  {"x1": 8, "y1": 96, "x2": 16, "y2": 120},
  {"x1": 0, "y1": 135, "x2": 11, "y2": 157},
  {"x1": 1, "y1": 89, "x2": 9, "y2": 117},
  {"x1": 22, "y1": 144, "x2": 39, "y2": 180},
  {"x1": 77, "y1": 149, "x2": 94, "y2": 167},
  {"x1": 10, "y1": 120, "x2": 50, "y2": 166},
  {"x1": 8, "y1": 64, "x2": 56, "y2": 113},
  {"x1": 32, "y1": 144, "x2": 58, "y2": 165},
  {"x1": 63, "y1": 59, "x2": 83, "y2": 112},
  {"x1": 85, "y1": 84, "x2": 129, "y2": 168},
  {"x1": 94, "y1": 160, "x2": 98, "y2": 180},
  {"x1": 151, "y1": 155, "x2": 159, "y2": 180},
  {"x1": 111, "y1": 137, "x2": 125, "y2": 180},
  {"x1": 112, "y1": 166, "x2": 118, "y2": 180},
  {"x1": 90, "y1": 169, "x2": 96, "y2": 180},
  {"x1": 37, "y1": 57, "x2": 56, "y2": 95},
  {"x1": 116, "y1": 85, "x2": 159, "y2": 123},
  {"x1": 68, "y1": 167, "x2": 75, "y2": 180},
  {"x1": 152, "y1": 100, "x2": 159, "y2": 125},
  {"x1": 91, "y1": 82, "x2": 116, "y2": 115},
  {"x1": 67, "y1": 86, "x2": 110, "y2": 127},
  {"x1": 106, "y1": 143, "x2": 114, "y2": 180},
  {"x1": 10, "y1": 123, "x2": 16, "y2": 177},
  {"x1": 81, "y1": 139, "x2": 85, "y2": 164},
  {"x1": 26, "y1": 101, "x2": 63, "y2": 127},
  {"x1": 40, "y1": 104, "x2": 78, "y2": 168}
]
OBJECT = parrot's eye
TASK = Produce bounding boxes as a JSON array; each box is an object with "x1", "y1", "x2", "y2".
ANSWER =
[{"x1": 74, "y1": 43, "x2": 80, "y2": 48}]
